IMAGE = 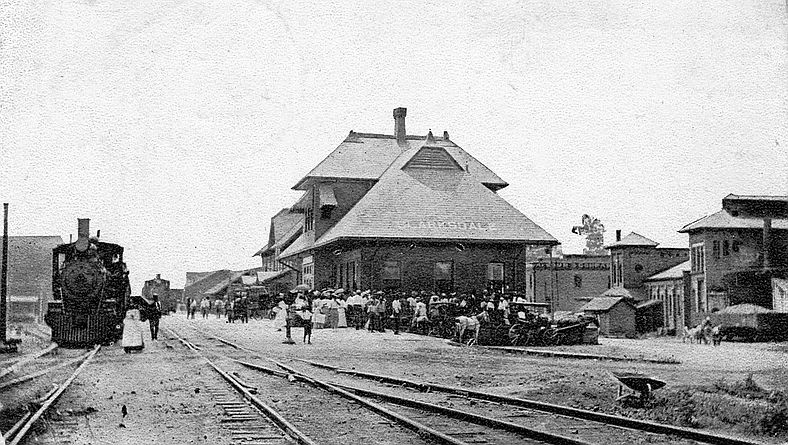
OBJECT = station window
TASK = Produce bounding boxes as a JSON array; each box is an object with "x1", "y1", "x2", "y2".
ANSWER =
[
  {"x1": 712, "y1": 241, "x2": 720, "y2": 259},
  {"x1": 434, "y1": 261, "x2": 453, "y2": 293},
  {"x1": 732, "y1": 240, "x2": 740, "y2": 253},
  {"x1": 304, "y1": 207, "x2": 314, "y2": 231},
  {"x1": 574, "y1": 275, "x2": 582, "y2": 288},
  {"x1": 691, "y1": 244, "x2": 705, "y2": 272},
  {"x1": 722, "y1": 240, "x2": 730, "y2": 257}
]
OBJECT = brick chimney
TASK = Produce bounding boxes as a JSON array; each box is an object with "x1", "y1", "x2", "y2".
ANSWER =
[
  {"x1": 393, "y1": 107, "x2": 407, "y2": 144},
  {"x1": 615, "y1": 230, "x2": 621, "y2": 242}
]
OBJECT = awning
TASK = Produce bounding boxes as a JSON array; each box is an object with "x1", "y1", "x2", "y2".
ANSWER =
[
  {"x1": 290, "y1": 190, "x2": 312, "y2": 212},
  {"x1": 318, "y1": 184, "x2": 337, "y2": 208}
]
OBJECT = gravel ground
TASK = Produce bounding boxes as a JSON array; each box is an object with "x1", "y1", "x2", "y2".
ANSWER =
[
  {"x1": 177, "y1": 314, "x2": 787, "y2": 442},
  {"x1": 3, "y1": 314, "x2": 786, "y2": 444}
]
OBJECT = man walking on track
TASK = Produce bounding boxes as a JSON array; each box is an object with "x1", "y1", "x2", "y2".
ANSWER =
[{"x1": 149, "y1": 294, "x2": 162, "y2": 340}]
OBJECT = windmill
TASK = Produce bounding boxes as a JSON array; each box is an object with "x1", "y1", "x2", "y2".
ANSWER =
[{"x1": 572, "y1": 214, "x2": 606, "y2": 255}]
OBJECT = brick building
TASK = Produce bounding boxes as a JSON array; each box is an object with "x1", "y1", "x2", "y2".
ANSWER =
[
  {"x1": 272, "y1": 108, "x2": 558, "y2": 293},
  {"x1": 5, "y1": 236, "x2": 63, "y2": 323},
  {"x1": 678, "y1": 194, "x2": 788, "y2": 317},
  {"x1": 643, "y1": 260, "x2": 691, "y2": 333},
  {"x1": 525, "y1": 254, "x2": 610, "y2": 313},
  {"x1": 607, "y1": 231, "x2": 689, "y2": 301}
]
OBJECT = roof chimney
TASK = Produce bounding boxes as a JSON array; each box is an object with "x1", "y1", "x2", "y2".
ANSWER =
[
  {"x1": 615, "y1": 230, "x2": 621, "y2": 242},
  {"x1": 425, "y1": 129, "x2": 436, "y2": 145},
  {"x1": 393, "y1": 107, "x2": 407, "y2": 144},
  {"x1": 156, "y1": 273, "x2": 161, "y2": 280}
]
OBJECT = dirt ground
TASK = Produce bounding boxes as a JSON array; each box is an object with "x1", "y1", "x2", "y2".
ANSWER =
[{"x1": 2, "y1": 314, "x2": 786, "y2": 444}]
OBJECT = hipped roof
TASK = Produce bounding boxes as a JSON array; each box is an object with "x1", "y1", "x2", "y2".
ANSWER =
[
  {"x1": 679, "y1": 209, "x2": 788, "y2": 233},
  {"x1": 580, "y1": 296, "x2": 635, "y2": 312},
  {"x1": 605, "y1": 232, "x2": 659, "y2": 248},
  {"x1": 292, "y1": 132, "x2": 507, "y2": 191},
  {"x1": 645, "y1": 260, "x2": 691, "y2": 282},
  {"x1": 312, "y1": 145, "x2": 557, "y2": 248}
]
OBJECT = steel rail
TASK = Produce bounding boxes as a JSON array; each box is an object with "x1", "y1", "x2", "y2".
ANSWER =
[
  {"x1": 275, "y1": 360, "x2": 595, "y2": 445},
  {"x1": 180, "y1": 324, "x2": 475, "y2": 445},
  {"x1": 295, "y1": 359, "x2": 767, "y2": 445},
  {"x1": 270, "y1": 360, "x2": 474, "y2": 445},
  {"x1": 7, "y1": 345, "x2": 100, "y2": 445},
  {"x1": 185, "y1": 325, "x2": 596, "y2": 445},
  {"x1": 0, "y1": 343, "x2": 58, "y2": 380},
  {"x1": 165, "y1": 327, "x2": 317, "y2": 445},
  {"x1": 0, "y1": 350, "x2": 92, "y2": 390}
]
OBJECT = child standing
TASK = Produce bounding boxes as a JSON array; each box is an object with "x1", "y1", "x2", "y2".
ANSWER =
[{"x1": 302, "y1": 308, "x2": 313, "y2": 344}]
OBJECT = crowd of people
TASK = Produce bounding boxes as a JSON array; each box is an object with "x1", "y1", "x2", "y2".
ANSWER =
[{"x1": 180, "y1": 288, "x2": 543, "y2": 344}]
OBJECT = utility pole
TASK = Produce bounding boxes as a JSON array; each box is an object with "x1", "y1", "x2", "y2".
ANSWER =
[{"x1": 1, "y1": 203, "x2": 19, "y2": 352}]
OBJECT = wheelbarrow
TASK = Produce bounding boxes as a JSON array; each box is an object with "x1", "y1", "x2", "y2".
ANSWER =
[{"x1": 612, "y1": 372, "x2": 666, "y2": 402}]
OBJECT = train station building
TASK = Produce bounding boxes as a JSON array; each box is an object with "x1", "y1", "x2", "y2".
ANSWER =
[{"x1": 268, "y1": 108, "x2": 558, "y2": 294}]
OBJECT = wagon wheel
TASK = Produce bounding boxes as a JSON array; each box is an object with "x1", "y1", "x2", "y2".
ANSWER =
[
  {"x1": 508, "y1": 324, "x2": 524, "y2": 346},
  {"x1": 543, "y1": 329, "x2": 560, "y2": 346}
]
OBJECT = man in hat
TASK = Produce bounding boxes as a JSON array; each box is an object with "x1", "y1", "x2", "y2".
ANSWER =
[{"x1": 149, "y1": 294, "x2": 162, "y2": 340}]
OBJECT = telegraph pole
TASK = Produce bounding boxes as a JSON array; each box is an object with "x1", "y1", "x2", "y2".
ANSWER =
[{"x1": 1, "y1": 203, "x2": 18, "y2": 352}]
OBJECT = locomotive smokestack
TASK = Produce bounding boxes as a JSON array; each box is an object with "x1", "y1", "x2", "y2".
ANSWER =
[
  {"x1": 78, "y1": 219, "x2": 90, "y2": 239},
  {"x1": 76, "y1": 218, "x2": 90, "y2": 252}
]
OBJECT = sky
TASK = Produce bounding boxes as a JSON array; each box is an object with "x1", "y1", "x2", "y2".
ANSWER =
[{"x1": 2, "y1": 0, "x2": 786, "y2": 292}]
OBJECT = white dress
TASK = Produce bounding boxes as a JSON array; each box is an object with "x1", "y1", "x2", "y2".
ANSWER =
[
  {"x1": 122, "y1": 309, "x2": 144, "y2": 352},
  {"x1": 273, "y1": 301, "x2": 288, "y2": 330}
]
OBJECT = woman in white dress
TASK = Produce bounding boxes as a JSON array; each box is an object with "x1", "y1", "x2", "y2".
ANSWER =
[
  {"x1": 336, "y1": 296, "x2": 348, "y2": 328},
  {"x1": 122, "y1": 309, "x2": 144, "y2": 353},
  {"x1": 273, "y1": 300, "x2": 288, "y2": 331}
]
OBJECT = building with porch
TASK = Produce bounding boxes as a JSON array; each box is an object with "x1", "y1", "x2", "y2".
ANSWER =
[{"x1": 272, "y1": 108, "x2": 558, "y2": 294}]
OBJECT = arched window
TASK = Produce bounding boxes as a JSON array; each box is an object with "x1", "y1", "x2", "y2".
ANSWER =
[{"x1": 574, "y1": 275, "x2": 582, "y2": 288}]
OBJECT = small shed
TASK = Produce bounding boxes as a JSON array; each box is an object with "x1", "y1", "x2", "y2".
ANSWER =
[{"x1": 581, "y1": 296, "x2": 637, "y2": 337}]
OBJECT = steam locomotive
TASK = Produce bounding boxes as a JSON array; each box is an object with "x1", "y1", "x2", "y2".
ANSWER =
[{"x1": 45, "y1": 219, "x2": 131, "y2": 347}]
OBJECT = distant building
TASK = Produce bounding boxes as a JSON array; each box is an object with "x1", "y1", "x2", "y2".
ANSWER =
[
  {"x1": 142, "y1": 274, "x2": 177, "y2": 313},
  {"x1": 607, "y1": 231, "x2": 689, "y2": 301},
  {"x1": 271, "y1": 108, "x2": 557, "y2": 293},
  {"x1": 252, "y1": 208, "x2": 301, "y2": 292},
  {"x1": 525, "y1": 254, "x2": 610, "y2": 313},
  {"x1": 183, "y1": 269, "x2": 232, "y2": 305},
  {"x1": 5, "y1": 236, "x2": 63, "y2": 323},
  {"x1": 142, "y1": 274, "x2": 170, "y2": 299},
  {"x1": 604, "y1": 231, "x2": 689, "y2": 334},
  {"x1": 678, "y1": 194, "x2": 788, "y2": 316},
  {"x1": 643, "y1": 260, "x2": 691, "y2": 333}
]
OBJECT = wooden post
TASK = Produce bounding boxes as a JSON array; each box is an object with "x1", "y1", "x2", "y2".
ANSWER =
[
  {"x1": 1, "y1": 203, "x2": 8, "y2": 344},
  {"x1": 1, "y1": 203, "x2": 17, "y2": 352}
]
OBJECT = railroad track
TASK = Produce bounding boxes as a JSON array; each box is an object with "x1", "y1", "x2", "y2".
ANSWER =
[
  {"x1": 171, "y1": 323, "x2": 564, "y2": 445},
  {"x1": 1, "y1": 345, "x2": 100, "y2": 445},
  {"x1": 179, "y1": 320, "x2": 770, "y2": 445},
  {"x1": 165, "y1": 327, "x2": 317, "y2": 445},
  {"x1": 170, "y1": 320, "x2": 728, "y2": 445}
]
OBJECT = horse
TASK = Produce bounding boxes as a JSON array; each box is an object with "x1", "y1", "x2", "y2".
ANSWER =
[
  {"x1": 455, "y1": 310, "x2": 490, "y2": 345},
  {"x1": 683, "y1": 324, "x2": 713, "y2": 344}
]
